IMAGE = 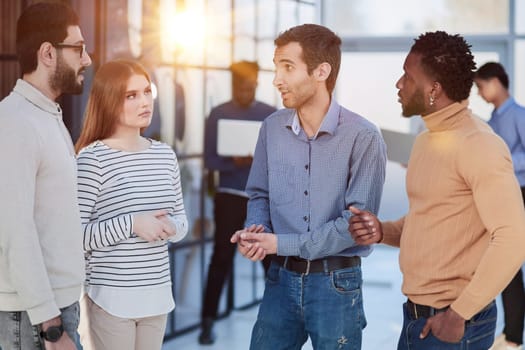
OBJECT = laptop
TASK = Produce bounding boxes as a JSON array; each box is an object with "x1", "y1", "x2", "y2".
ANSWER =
[
  {"x1": 217, "y1": 119, "x2": 263, "y2": 156},
  {"x1": 380, "y1": 128, "x2": 417, "y2": 164}
]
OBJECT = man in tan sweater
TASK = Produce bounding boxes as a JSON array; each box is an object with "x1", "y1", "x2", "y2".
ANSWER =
[{"x1": 349, "y1": 31, "x2": 525, "y2": 349}]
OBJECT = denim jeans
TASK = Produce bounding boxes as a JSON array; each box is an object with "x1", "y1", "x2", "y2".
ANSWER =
[
  {"x1": 0, "y1": 301, "x2": 81, "y2": 350},
  {"x1": 397, "y1": 301, "x2": 496, "y2": 350},
  {"x1": 250, "y1": 260, "x2": 366, "y2": 350}
]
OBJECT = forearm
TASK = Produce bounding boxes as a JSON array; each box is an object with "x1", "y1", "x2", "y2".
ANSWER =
[
  {"x1": 82, "y1": 214, "x2": 133, "y2": 250},
  {"x1": 0, "y1": 149, "x2": 59, "y2": 324},
  {"x1": 452, "y1": 196, "x2": 525, "y2": 319},
  {"x1": 452, "y1": 236, "x2": 525, "y2": 319},
  {"x1": 380, "y1": 218, "x2": 404, "y2": 247},
  {"x1": 277, "y1": 216, "x2": 357, "y2": 260},
  {"x1": 8, "y1": 240, "x2": 59, "y2": 324},
  {"x1": 454, "y1": 141, "x2": 525, "y2": 318},
  {"x1": 245, "y1": 198, "x2": 272, "y2": 233}
]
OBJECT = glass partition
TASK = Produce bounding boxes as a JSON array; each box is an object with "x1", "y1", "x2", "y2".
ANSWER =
[
  {"x1": 324, "y1": 0, "x2": 509, "y2": 36},
  {"x1": 516, "y1": 40, "x2": 525, "y2": 102},
  {"x1": 338, "y1": 50, "x2": 501, "y2": 132},
  {"x1": 516, "y1": 0, "x2": 525, "y2": 34},
  {"x1": 338, "y1": 52, "x2": 409, "y2": 133}
]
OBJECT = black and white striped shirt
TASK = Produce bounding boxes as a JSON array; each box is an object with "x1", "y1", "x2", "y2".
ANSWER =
[{"x1": 76, "y1": 140, "x2": 188, "y2": 317}]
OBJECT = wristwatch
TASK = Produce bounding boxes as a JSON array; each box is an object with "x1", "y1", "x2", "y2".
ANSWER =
[{"x1": 40, "y1": 324, "x2": 64, "y2": 342}]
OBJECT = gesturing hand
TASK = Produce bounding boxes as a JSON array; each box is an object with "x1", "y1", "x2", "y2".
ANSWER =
[
  {"x1": 348, "y1": 206, "x2": 383, "y2": 245},
  {"x1": 231, "y1": 224, "x2": 269, "y2": 261}
]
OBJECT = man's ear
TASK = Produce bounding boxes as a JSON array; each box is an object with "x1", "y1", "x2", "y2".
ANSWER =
[
  {"x1": 38, "y1": 42, "x2": 56, "y2": 68},
  {"x1": 429, "y1": 80, "x2": 443, "y2": 100},
  {"x1": 315, "y1": 62, "x2": 332, "y2": 82}
]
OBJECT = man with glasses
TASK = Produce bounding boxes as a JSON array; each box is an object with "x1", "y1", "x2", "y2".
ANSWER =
[{"x1": 0, "y1": 2, "x2": 92, "y2": 349}]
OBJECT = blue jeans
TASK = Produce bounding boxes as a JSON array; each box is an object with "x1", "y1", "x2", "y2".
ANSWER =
[
  {"x1": 397, "y1": 301, "x2": 496, "y2": 350},
  {"x1": 0, "y1": 301, "x2": 81, "y2": 350},
  {"x1": 250, "y1": 260, "x2": 366, "y2": 350}
]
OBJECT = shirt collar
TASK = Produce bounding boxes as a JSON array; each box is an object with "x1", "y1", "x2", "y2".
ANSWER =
[
  {"x1": 494, "y1": 96, "x2": 515, "y2": 117},
  {"x1": 287, "y1": 98, "x2": 341, "y2": 138},
  {"x1": 13, "y1": 79, "x2": 63, "y2": 118}
]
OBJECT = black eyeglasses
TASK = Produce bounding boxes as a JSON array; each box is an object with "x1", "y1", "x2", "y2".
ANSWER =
[{"x1": 53, "y1": 43, "x2": 86, "y2": 58}]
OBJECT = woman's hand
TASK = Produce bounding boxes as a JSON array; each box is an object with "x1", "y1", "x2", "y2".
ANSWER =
[{"x1": 133, "y1": 210, "x2": 173, "y2": 242}]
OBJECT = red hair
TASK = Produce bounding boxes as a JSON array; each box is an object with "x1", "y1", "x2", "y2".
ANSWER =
[{"x1": 75, "y1": 59, "x2": 150, "y2": 153}]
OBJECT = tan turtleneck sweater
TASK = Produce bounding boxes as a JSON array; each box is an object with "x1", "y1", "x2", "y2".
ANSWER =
[{"x1": 382, "y1": 101, "x2": 525, "y2": 320}]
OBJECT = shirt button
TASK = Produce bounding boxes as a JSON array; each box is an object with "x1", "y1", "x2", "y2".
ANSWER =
[
  {"x1": 303, "y1": 216, "x2": 308, "y2": 222},
  {"x1": 304, "y1": 165, "x2": 308, "y2": 170},
  {"x1": 304, "y1": 190, "x2": 308, "y2": 196}
]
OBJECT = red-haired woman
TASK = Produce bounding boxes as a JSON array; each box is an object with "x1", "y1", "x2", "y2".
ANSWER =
[{"x1": 76, "y1": 59, "x2": 188, "y2": 350}]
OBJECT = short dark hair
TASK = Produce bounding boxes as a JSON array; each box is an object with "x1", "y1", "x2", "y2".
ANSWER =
[
  {"x1": 16, "y1": 2, "x2": 80, "y2": 74},
  {"x1": 275, "y1": 24, "x2": 341, "y2": 94},
  {"x1": 230, "y1": 60, "x2": 259, "y2": 83},
  {"x1": 474, "y1": 62, "x2": 509, "y2": 90},
  {"x1": 410, "y1": 31, "x2": 476, "y2": 102}
]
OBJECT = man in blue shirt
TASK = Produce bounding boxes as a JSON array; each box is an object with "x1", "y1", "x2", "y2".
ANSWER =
[
  {"x1": 475, "y1": 62, "x2": 525, "y2": 350},
  {"x1": 199, "y1": 61, "x2": 276, "y2": 345},
  {"x1": 231, "y1": 24, "x2": 387, "y2": 349}
]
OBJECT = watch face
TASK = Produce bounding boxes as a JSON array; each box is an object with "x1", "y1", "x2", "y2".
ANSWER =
[{"x1": 43, "y1": 325, "x2": 63, "y2": 342}]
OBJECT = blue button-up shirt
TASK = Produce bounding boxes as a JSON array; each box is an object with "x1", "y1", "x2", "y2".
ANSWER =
[
  {"x1": 488, "y1": 97, "x2": 525, "y2": 186},
  {"x1": 245, "y1": 99, "x2": 387, "y2": 260}
]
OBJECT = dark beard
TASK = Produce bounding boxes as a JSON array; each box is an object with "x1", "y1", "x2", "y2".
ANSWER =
[
  {"x1": 401, "y1": 88, "x2": 426, "y2": 117},
  {"x1": 49, "y1": 55, "x2": 84, "y2": 96}
]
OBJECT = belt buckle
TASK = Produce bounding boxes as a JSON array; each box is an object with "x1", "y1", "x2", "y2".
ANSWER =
[{"x1": 408, "y1": 301, "x2": 419, "y2": 319}]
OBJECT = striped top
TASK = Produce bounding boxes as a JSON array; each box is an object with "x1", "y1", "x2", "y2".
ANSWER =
[{"x1": 76, "y1": 140, "x2": 188, "y2": 318}]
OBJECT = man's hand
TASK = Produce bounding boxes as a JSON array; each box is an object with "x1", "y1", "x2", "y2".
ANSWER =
[
  {"x1": 41, "y1": 316, "x2": 76, "y2": 350},
  {"x1": 44, "y1": 332, "x2": 77, "y2": 350},
  {"x1": 231, "y1": 224, "x2": 273, "y2": 261},
  {"x1": 420, "y1": 307, "x2": 465, "y2": 343},
  {"x1": 348, "y1": 206, "x2": 383, "y2": 245}
]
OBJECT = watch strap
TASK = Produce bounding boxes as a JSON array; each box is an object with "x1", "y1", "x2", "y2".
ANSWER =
[{"x1": 40, "y1": 324, "x2": 64, "y2": 342}]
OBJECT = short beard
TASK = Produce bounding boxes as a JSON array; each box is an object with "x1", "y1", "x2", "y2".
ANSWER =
[
  {"x1": 401, "y1": 88, "x2": 426, "y2": 118},
  {"x1": 49, "y1": 54, "x2": 84, "y2": 96}
]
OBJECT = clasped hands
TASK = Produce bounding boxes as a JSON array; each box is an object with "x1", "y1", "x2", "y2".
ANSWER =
[
  {"x1": 230, "y1": 224, "x2": 276, "y2": 261},
  {"x1": 133, "y1": 210, "x2": 177, "y2": 242}
]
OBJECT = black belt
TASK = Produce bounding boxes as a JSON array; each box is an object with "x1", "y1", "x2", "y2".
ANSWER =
[
  {"x1": 406, "y1": 299, "x2": 448, "y2": 319},
  {"x1": 274, "y1": 255, "x2": 360, "y2": 274},
  {"x1": 406, "y1": 299, "x2": 495, "y2": 323}
]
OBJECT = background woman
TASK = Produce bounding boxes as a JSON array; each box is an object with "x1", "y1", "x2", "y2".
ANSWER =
[{"x1": 75, "y1": 59, "x2": 188, "y2": 350}]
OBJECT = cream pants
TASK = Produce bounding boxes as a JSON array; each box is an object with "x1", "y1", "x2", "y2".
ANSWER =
[{"x1": 78, "y1": 295, "x2": 167, "y2": 350}]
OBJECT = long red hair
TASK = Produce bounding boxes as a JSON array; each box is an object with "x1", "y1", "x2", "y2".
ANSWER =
[{"x1": 75, "y1": 59, "x2": 151, "y2": 153}]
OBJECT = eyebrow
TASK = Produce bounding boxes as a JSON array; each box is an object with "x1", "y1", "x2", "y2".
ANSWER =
[
  {"x1": 63, "y1": 38, "x2": 85, "y2": 45},
  {"x1": 274, "y1": 58, "x2": 295, "y2": 65},
  {"x1": 125, "y1": 85, "x2": 150, "y2": 94}
]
